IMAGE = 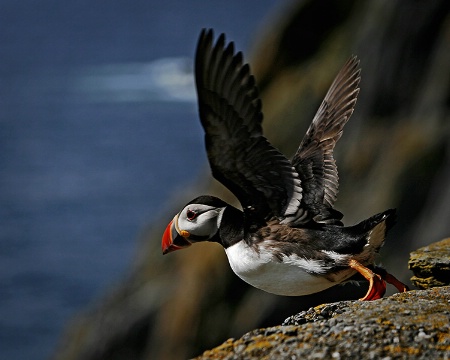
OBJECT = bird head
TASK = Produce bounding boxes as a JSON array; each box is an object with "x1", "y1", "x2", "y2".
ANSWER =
[{"x1": 162, "y1": 196, "x2": 227, "y2": 254}]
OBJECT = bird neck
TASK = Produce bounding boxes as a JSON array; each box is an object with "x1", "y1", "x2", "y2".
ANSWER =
[{"x1": 211, "y1": 205, "x2": 244, "y2": 249}]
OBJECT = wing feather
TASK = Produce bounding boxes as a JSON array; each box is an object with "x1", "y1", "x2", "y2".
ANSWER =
[
  {"x1": 292, "y1": 56, "x2": 361, "y2": 224},
  {"x1": 195, "y1": 29, "x2": 304, "y2": 221}
]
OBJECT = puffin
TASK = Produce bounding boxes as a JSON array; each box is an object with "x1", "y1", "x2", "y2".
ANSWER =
[{"x1": 162, "y1": 29, "x2": 408, "y2": 301}]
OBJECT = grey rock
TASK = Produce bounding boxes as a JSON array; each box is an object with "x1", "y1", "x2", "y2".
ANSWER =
[{"x1": 195, "y1": 287, "x2": 450, "y2": 359}]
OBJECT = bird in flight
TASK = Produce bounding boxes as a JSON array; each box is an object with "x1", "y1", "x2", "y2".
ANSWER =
[{"x1": 162, "y1": 29, "x2": 408, "y2": 301}]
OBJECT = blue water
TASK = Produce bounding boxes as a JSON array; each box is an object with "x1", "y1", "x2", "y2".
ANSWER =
[{"x1": 0, "y1": 1, "x2": 280, "y2": 359}]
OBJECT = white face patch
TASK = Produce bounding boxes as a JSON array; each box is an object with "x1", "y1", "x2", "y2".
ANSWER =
[{"x1": 177, "y1": 204, "x2": 225, "y2": 239}]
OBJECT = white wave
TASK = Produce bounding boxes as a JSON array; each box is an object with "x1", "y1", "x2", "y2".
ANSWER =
[{"x1": 73, "y1": 57, "x2": 196, "y2": 103}]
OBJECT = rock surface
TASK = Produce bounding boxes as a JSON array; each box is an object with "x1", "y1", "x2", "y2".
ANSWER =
[
  {"x1": 195, "y1": 287, "x2": 450, "y2": 359},
  {"x1": 409, "y1": 238, "x2": 450, "y2": 289}
]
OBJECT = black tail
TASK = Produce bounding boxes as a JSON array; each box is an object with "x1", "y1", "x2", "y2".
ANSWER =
[{"x1": 356, "y1": 208, "x2": 397, "y2": 234}]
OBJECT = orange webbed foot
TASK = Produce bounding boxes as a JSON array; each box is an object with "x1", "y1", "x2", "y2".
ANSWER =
[{"x1": 349, "y1": 259, "x2": 386, "y2": 301}]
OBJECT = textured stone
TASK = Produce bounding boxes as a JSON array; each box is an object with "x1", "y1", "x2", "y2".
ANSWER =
[
  {"x1": 409, "y1": 238, "x2": 450, "y2": 289},
  {"x1": 194, "y1": 287, "x2": 450, "y2": 360}
]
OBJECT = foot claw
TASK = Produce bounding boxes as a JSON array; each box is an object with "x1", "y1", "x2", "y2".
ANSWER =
[{"x1": 384, "y1": 272, "x2": 409, "y2": 293}]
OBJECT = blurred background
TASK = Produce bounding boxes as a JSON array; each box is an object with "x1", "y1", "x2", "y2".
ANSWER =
[{"x1": 1, "y1": 1, "x2": 449, "y2": 359}]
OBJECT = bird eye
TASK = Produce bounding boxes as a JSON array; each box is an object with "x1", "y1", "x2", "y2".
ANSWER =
[{"x1": 186, "y1": 209, "x2": 198, "y2": 221}]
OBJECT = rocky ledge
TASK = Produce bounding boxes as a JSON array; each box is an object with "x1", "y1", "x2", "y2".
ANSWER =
[
  {"x1": 409, "y1": 238, "x2": 450, "y2": 289},
  {"x1": 195, "y1": 287, "x2": 450, "y2": 359}
]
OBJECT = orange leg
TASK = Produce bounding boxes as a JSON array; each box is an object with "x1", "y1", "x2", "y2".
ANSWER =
[{"x1": 349, "y1": 259, "x2": 386, "y2": 301}]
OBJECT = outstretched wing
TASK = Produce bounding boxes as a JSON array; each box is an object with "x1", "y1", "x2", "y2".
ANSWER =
[
  {"x1": 292, "y1": 56, "x2": 361, "y2": 224},
  {"x1": 195, "y1": 29, "x2": 304, "y2": 222}
]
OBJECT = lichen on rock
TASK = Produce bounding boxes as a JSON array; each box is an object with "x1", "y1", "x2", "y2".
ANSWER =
[
  {"x1": 409, "y1": 238, "x2": 450, "y2": 289},
  {"x1": 195, "y1": 287, "x2": 450, "y2": 360}
]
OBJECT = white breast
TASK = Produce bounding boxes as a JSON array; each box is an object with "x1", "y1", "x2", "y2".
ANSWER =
[{"x1": 225, "y1": 241, "x2": 341, "y2": 296}]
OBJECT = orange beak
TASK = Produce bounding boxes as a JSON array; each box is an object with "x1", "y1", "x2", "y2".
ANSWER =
[{"x1": 162, "y1": 218, "x2": 192, "y2": 254}]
